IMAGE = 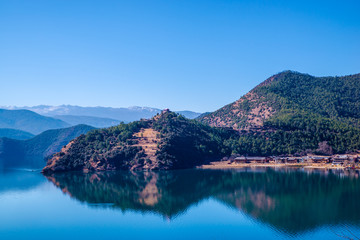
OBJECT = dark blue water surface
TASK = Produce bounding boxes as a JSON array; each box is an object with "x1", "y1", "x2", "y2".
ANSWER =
[{"x1": 0, "y1": 168, "x2": 360, "y2": 240}]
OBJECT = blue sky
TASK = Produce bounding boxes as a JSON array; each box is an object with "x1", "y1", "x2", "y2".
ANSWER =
[{"x1": 1, "y1": 0, "x2": 359, "y2": 112}]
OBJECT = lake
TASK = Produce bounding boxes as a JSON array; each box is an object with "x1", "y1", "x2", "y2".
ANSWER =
[{"x1": 0, "y1": 167, "x2": 359, "y2": 240}]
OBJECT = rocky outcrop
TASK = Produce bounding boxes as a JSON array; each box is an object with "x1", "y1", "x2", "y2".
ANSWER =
[
  {"x1": 200, "y1": 91, "x2": 276, "y2": 130},
  {"x1": 198, "y1": 72, "x2": 286, "y2": 131}
]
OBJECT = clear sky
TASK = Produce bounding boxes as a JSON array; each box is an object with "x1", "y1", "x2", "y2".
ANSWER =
[{"x1": 1, "y1": 0, "x2": 359, "y2": 112}]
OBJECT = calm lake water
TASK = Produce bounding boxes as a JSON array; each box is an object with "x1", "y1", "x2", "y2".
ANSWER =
[{"x1": 0, "y1": 167, "x2": 360, "y2": 240}]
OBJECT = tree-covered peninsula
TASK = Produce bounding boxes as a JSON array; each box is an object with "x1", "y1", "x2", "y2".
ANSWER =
[{"x1": 43, "y1": 110, "x2": 235, "y2": 173}]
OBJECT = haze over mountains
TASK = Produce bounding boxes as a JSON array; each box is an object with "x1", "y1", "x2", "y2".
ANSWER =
[
  {"x1": 0, "y1": 106, "x2": 201, "y2": 139},
  {"x1": 0, "y1": 109, "x2": 70, "y2": 135},
  {"x1": 0, "y1": 128, "x2": 34, "y2": 140},
  {"x1": 2, "y1": 105, "x2": 202, "y2": 123},
  {"x1": 0, "y1": 125, "x2": 95, "y2": 168},
  {"x1": 53, "y1": 115, "x2": 121, "y2": 128}
]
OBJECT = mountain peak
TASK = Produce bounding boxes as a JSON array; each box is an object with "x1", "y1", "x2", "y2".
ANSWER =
[{"x1": 257, "y1": 70, "x2": 308, "y2": 88}]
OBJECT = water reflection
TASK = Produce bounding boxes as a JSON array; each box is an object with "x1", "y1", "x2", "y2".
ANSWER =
[
  {"x1": 44, "y1": 168, "x2": 360, "y2": 234},
  {"x1": 0, "y1": 169, "x2": 45, "y2": 193}
]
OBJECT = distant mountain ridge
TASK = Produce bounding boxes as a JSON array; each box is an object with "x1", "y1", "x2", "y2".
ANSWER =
[
  {"x1": 0, "y1": 106, "x2": 202, "y2": 135},
  {"x1": 0, "y1": 128, "x2": 34, "y2": 140},
  {"x1": 0, "y1": 124, "x2": 95, "y2": 168},
  {"x1": 53, "y1": 115, "x2": 121, "y2": 128},
  {"x1": 2, "y1": 105, "x2": 202, "y2": 122},
  {"x1": 0, "y1": 109, "x2": 70, "y2": 135}
]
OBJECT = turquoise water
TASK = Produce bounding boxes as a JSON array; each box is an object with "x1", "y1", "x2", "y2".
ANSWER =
[{"x1": 0, "y1": 168, "x2": 359, "y2": 239}]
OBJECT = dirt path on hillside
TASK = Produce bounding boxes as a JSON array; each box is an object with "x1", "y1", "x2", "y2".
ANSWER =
[{"x1": 133, "y1": 128, "x2": 160, "y2": 161}]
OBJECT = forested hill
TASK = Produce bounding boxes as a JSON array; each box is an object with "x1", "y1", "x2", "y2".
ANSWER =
[
  {"x1": 199, "y1": 71, "x2": 360, "y2": 155},
  {"x1": 43, "y1": 110, "x2": 235, "y2": 173}
]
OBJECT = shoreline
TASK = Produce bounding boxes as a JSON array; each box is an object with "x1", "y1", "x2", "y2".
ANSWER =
[{"x1": 199, "y1": 160, "x2": 355, "y2": 170}]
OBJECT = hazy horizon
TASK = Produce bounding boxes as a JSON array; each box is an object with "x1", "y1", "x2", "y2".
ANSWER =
[
  {"x1": 1, "y1": 0, "x2": 359, "y2": 112},
  {"x1": 0, "y1": 104, "x2": 203, "y2": 113}
]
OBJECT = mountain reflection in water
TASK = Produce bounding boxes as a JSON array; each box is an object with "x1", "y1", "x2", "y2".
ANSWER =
[{"x1": 45, "y1": 168, "x2": 360, "y2": 235}]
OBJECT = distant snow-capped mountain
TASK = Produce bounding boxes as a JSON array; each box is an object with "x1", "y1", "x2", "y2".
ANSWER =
[{"x1": 1, "y1": 105, "x2": 202, "y2": 122}]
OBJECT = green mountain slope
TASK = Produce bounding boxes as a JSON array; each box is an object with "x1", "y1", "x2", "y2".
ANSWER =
[
  {"x1": 43, "y1": 111, "x2": 235, "y2": 173},
  {"x1": 0, "y1": 128, "x2": 34, "y2": 140},
  {"x1": 0, "y1": 109, "x2": 70, "y2": 134},
  {"x1": 0, "y1": 124, "x2": 95, "y2": 168},
  {"x1": 199, "y1": 71, "x2": 360, "y2": 155}
]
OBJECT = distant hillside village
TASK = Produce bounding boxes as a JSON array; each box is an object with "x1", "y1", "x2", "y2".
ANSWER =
[{"x1": 226, "y1": 154, "x2": 360, "y2": 168}]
